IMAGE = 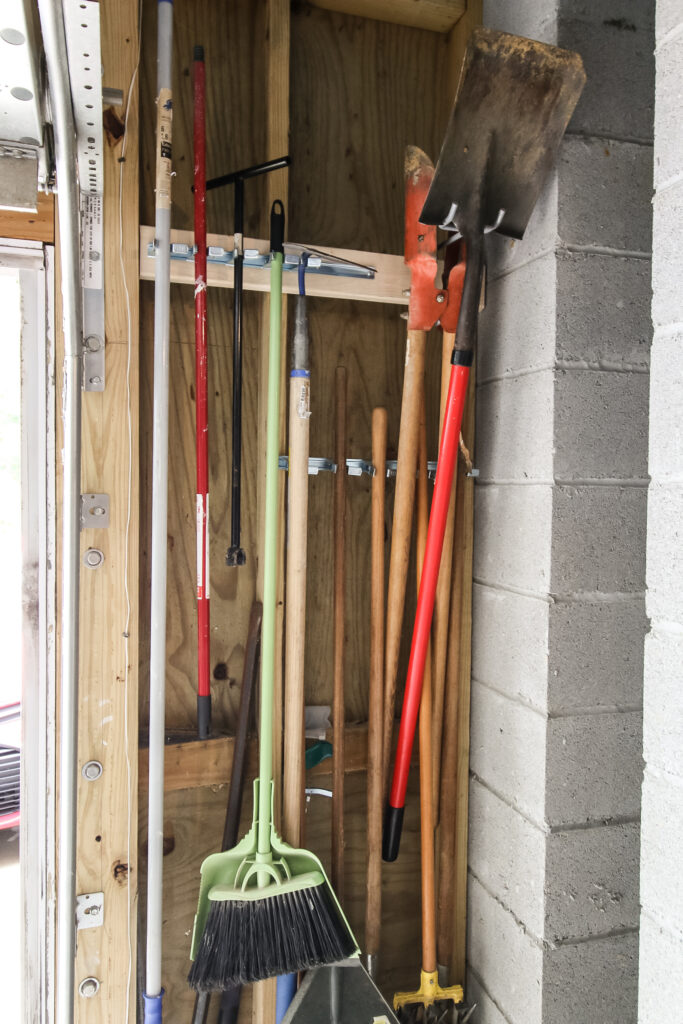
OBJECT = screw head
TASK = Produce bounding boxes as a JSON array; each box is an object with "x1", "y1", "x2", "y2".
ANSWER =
[
  {"x1": 85, "y1": 335, "x2": 102, "y2": 352},
  {"x1": 78, "y1": 977, "x2": 100, "y2": 998},
  {"x1": 82, "y1": 760, "x2": 103, "y2": 781},
  {"x1": 436, "y1": 293, "x2": 446, "y2": 304},
  {"x1": 89, "y1": 375, "x2": 102, "y2": 385},
  {"x1": 83, "y1": 548, "x2": 104, "y2": 569}
]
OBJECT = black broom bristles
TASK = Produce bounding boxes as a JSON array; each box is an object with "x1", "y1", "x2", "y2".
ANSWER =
[{"x1": 188, "y1": 882, "x2": 357, "y2": 991}]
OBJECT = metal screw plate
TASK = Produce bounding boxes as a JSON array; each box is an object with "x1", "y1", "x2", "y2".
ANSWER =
[
  {"x1": 81, "y1": 493, "x2": 109, "y2": 529},
  {"x1": 76, "y1": 892, "x2": 104, "y2": 931}
]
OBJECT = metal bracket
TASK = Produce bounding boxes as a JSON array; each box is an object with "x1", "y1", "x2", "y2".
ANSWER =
[
  {"x1": 80, "y1": 493, "x2": 109, "y2": 529},
  {"x1": 346, "y1": 458, "x2": 375, "y2": 478},
  {"x1": 76, "y1": 891, "x2": 104, "y2": 930},
  {"x1": 63, "y1": 1, "x2": 107, "y2": 392},
  {"x1": 278, "y1": 455, "x2": 337, "y2": 475},
  {"x1": 385, "y1": 459, "x2": 438, "y2": 480}
]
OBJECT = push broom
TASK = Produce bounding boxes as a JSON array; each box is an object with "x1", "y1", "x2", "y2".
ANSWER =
[{"x1": 188, "y1": 201, "x2": 358, "y2": 992}]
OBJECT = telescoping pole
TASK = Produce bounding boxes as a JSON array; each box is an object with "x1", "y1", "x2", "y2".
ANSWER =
[{"x1": 145, "y1": 1, "x2": 174, "y2": 1020}]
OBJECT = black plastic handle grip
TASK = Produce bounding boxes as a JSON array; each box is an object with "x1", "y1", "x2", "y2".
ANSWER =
[
  {"x1": 382, "y1": 803, "x2": 405, "y2": 862},
  {"x1": 270, "y1": 199, "x2": 285, "y2": 254}
]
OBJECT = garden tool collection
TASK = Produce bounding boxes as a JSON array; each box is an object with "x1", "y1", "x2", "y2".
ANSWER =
[
  {"x1": 142, "y1": 20, "x2": 585, "y2": 1023},
  {"x1": 384, "y1": 28, "x2": 586, "y2": 862}
]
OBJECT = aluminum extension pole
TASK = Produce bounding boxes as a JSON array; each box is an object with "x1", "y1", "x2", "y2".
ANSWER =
[
  {"x1": 145, "y1": 2, "x2": 174, "y2": 1020},
  {"x1": 36, "y1": 2, "x2": 83, "y2": 1021}
]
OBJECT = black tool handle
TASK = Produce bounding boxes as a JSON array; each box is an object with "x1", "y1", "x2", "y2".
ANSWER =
[{"x1": 226, "y1": 177, "x2": 246, "y2": 566}]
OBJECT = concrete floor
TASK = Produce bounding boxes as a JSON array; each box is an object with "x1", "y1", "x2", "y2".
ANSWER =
[{"x1": 0, "y1": 830, "x2": 20, "y2": 1021}]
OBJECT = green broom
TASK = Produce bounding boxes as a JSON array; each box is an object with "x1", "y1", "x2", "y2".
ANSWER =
[{"x1": 188, "y1": 201, "x2": 358, "y2": 992}]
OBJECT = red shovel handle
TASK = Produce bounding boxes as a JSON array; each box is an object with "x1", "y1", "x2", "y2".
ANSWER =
[{"x1": 383, "y1": 351, "x2": 472, "y2": 862}]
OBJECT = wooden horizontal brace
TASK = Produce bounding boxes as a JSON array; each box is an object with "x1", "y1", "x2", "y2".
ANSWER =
[
  {"x1": 139, "y1": 224, "x2": 416, "y2": 305},
  {"x1": 138, "y1": 722, "x2": 415, "y2": 794},
  {"x1": 308, "y1": 0, "x2": 466, "y2": 34}
]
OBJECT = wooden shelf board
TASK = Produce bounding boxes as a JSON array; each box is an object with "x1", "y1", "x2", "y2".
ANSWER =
[
  {"x1": 139, "y1": 225, "x2": 415, "y2": 306},
  {"x1": 138, "y1": 721, "x2": 415, "y2": 794}
]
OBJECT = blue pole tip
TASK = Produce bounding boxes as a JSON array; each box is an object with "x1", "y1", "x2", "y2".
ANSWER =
[{"x1": 143, "y1": 990, "x2": 164, "y2": 1023}]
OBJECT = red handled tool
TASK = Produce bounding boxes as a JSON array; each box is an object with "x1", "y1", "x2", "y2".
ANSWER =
[
  {"x1": 193, "y1": 46, "x2": 211, "y2": 739},
  {"x1": 383, "y1": 28, "x2": 585, "y2": 861}
]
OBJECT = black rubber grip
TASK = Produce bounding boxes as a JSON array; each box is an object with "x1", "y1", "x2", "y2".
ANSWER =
[
  {"x1": 270, "y1": 199, "x2": 285, "y2": 255},
  {"x1": 451, "y1": 348, "x2": 474, "y2": 367},
  {"x1": 193, "y1": 44, "x2": 204, "y2": 61},
  {"x1": 382, "y1": 803, "x2": 405, "y2": 862},
  {"x1": 197, "y1": 694, "x2": 211, "y2": 740}
]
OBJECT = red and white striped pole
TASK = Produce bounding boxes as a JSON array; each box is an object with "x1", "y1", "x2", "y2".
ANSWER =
[{"x1": 193, "y1": 45, "x2": 211, "y2": 739}]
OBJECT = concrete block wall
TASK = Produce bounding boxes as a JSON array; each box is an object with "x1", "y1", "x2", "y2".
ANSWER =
[
  {"x1": 470, "y1": 3, "x2": 653, "y2": 1022},
  {"x1": 639, "y1": 6, "x2": 683, "y2": 1023}
]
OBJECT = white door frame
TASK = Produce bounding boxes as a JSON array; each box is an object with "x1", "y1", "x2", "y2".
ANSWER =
[{"x1": 0, "y1": 237, "x2": 57, "y2": 1024}]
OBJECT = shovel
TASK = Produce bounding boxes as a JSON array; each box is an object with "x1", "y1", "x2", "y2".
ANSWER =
[{"x1": 384, "y1": 27, "x2": 585, "y2": 862}]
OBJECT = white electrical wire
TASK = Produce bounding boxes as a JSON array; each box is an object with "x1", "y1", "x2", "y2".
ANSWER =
[{"x1": 118, "y1": 7, "x2": 142, "y2": 1021}]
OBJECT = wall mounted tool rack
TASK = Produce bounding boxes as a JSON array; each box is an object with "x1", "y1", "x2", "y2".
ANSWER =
[{"x1": 139, "y1": 225, "x2": 427, "y2": 306}]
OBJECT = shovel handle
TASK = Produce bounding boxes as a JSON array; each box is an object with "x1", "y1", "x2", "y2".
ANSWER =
[
  {"x1": 365, "y1": 407, "x2": 387, "y2": 968},
  {"x1": 383, "y1": 352, "x2": 471, "y2": 861},
  {"x1": 283, "y1": 366, "x2": 311, "y2": 848},
  {"x1": 416, "y1": 394, "x2": 437, "y2": 973},
  {"x1": 383, "y1": 328, "x2": 427, "y2": 795},
  {"x1": 332, "y1": 366, "x2": 347, "y2": 900}
]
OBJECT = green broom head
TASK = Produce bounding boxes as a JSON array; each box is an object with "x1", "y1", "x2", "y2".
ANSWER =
[{"x1": 188, "y1": 782, "x2": 359, "y2": 990}]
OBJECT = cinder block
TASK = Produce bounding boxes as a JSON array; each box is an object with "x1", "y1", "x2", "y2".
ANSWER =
[
  {"x1": 645, "y1": 482, "x2": 683, "y2": 626},
  {"x1": 638, "y1": 911, "x2": 683, "y2": 1024},
  {"x1": 483, "y1": 0, "x2": 557, "y2": 41},
  {"x1": 545, "y1": 710, "x2": 643, "y2": 826},
  {"x1": 561, "y1": 0, "x2": 654, "y2": 31},
  {"x1": 656, "y1": 0, "x2": 683, "y2": 43},
  {"x1": 558, "y1": 135, "x2": 653, "y2": 253},
  {"x1": 550, "y1": 484, "x2": 647, "y2": 595},
  {"x1": 548, "y1": 596, "x2": 646, "y2": 711},
  {"x1": 466, "y1": 969, "x2": 511, "y2": 1024},
  {"x1": 559, "y1": 16, "x2": 654, "y2": 142},
  {"x1": 654, "y1": 33, "x2": 683, "y2": 187},
  {"x1": 543, "y1": 930, "x2": 639, "y2": 1024},
  {"x1": 553, "y1": 369, "x2": 649, "y2": 481},
  {"x1": 640, "y1": 767, "x2": 683, "y2": 929},
  {"x1": 473, "y1": 584, "x2": 550, "y2": 711},
  {"x1": 556, "y1": 251, "x2": 651, "y2": 371},
  {"x1": 469, "y1": 778, "x2": 546, "y2": 938},
  {"x1": 648, "y1": 330, "x2": 683, "y2": 480},
  {"x1": 468, "y1": 873, "x2": 543, "y2": 1024},
  {"x1": 479, "y1": 254, "x2": 557, "y2": 382},
  {"x1": 643, "y1": 630, "x2": 683, "y2": 778},
  {"x1": 469, "y1": 681, "x2": 547, "y2": 824},
  {"x1": 652, "y1": 181, "x2": 683, "y2": 329},
  {"x1": 545, "y1": 821, "x2": 641, "y2": 942},
  {"x1": 486, "y1": 173, "x2": 559, "y2": 281},
  {"x1": 474, "y1": 484, "x2": 553, "y2": 594},
  {"x1": 477, "y1": 372, "x2": 554, "y2": 483}
]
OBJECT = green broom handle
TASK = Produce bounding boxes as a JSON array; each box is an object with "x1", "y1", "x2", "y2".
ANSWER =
[{"x1": 258, "y1": 201, "x2": 285, "y2": 857}]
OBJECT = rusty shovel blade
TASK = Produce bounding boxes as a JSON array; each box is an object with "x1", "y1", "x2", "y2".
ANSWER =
[{"x1": 420, "y1": 27, "x2": 586, "y2": 240}]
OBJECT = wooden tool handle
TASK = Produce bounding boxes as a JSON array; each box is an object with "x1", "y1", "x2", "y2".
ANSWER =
[
  {"x1": 383, "y1": 328, "x2": 427, "y2": 794},
  {"x1": 283, "y1": 372, "x2": 311, "y2": 848},
  {"x1": 431, "y1": 330, "x2": 457, "y2": 816},
  {"x1": 332, "y1": 366, "x2": 347, "y2": 900},
  {"x1": 417, "y1": 394, "x2": 437, "y2": 975},
  {"x1": 365, "y1": 407, "x2": 387, "y2": 968}
]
